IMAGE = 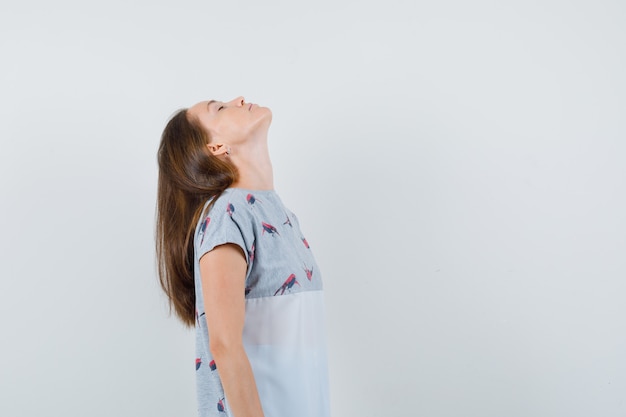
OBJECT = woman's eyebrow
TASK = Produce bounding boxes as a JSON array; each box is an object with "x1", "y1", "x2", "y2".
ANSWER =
[{"x1": 206, "y1": 100, "x2": 217, "y2": 112}]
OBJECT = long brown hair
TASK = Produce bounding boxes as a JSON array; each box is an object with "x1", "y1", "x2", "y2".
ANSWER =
[{"x1": 156, "y1": 109, "x2": 238, "y2": 327}]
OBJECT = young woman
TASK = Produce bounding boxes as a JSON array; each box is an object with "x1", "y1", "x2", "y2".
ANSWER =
[{"x1": 156, "y1": 97, "x2": 330, "y2": 417}]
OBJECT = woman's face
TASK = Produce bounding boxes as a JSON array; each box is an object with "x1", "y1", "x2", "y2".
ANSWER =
[{"x1": 187, "y1": 96, "x2": 272, "y2": 144}]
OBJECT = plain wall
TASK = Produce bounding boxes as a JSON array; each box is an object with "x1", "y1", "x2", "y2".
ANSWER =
[{"x1": 1, "y1": 0, "x2": 624, "y2": 416}]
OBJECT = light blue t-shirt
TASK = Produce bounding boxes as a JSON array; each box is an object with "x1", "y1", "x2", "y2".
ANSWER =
[{"x1": 193, "y1": 188, "x2": 330, "y2": 417}]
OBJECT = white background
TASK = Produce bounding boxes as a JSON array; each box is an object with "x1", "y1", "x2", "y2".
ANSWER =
[{"x1": 1, "y1": 1, "x2": 625, "y2": 416}]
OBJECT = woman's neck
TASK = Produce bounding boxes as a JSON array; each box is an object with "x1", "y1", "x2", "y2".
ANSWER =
[{"x1": 228, "y1": 138, "x2": 274, "y2": 191}]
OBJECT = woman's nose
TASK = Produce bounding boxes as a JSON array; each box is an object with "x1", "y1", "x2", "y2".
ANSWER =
[{"x1": 229, "y1": 96, "x2": 245, "y2": 107}]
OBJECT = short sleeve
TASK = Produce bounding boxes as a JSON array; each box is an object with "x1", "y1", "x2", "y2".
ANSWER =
[{"x1": 195, "y1": 194, "x2": 255, "y2": 275}]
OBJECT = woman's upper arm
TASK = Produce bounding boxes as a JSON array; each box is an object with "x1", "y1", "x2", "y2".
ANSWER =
[{"x1": 199, "y1": 243, "x2": 248, "y2": 353}]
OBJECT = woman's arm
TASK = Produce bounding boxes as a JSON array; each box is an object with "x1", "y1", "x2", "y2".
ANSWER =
[{"x1": 200, "y1": 243, "x2": 264, "y2": 417}]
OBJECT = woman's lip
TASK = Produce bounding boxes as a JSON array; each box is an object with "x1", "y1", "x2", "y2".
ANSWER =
[{"x1": 249, "y1": 103, "x2": 253, "y2": 111}]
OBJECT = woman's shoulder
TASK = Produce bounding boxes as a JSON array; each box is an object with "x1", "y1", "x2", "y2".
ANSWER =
[
  {"x1": 221, "y1": 188, "x2": 280, "y2": 207},
  {"x1": 203, "y1": 188, "x2": 255, "y2": 218},
  {"x1": 203, "y1": 188, "x2": 285, "y2": 225}
]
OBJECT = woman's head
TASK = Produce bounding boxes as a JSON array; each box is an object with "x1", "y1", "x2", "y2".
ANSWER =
[{"x1": 187, "y1": 96, "x2": 272, "y2": 152}]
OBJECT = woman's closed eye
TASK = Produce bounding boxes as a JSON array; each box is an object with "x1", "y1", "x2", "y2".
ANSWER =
[{"x1": 218, "y1": 105, "x2": 225, "y2": 111}]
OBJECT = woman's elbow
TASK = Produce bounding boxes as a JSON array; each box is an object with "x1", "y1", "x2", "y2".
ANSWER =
[{"x1": 209, "y1": 336, "x2": 244, "y2": 359}]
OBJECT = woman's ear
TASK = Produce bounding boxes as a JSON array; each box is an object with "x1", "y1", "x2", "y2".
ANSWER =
[{"x1": 207, "y1": 143, "x2": 230, "y2": 156}]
